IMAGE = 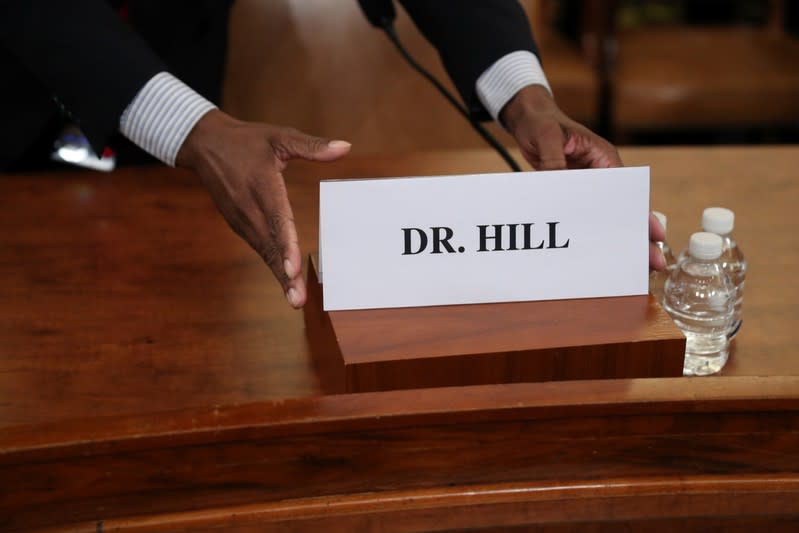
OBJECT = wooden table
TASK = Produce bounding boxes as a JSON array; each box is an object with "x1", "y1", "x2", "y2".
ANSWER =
[{"x1": 1, "y1": 147, "x2": 798, "y2": 531}]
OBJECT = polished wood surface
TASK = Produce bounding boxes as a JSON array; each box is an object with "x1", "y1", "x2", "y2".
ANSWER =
[
  {"x1": 2, "y1": 377, "x2": 798, "y2": 531},
  {"x1": 222, "y1": 0, "x2": 598, "y2": 155},
  {"x1": 306, "y1": 257, "x2": 684, "y2": 393},
  {"x1": 1, "y1": 146, "x2": 798, "y2": 530}
]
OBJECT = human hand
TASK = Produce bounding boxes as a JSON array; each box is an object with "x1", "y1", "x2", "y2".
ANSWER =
[
  {"x1": 176, "y1": 110, "x2": 351, "y2": 308},
  {"x1": 501, "y1": 84, "x2": 621, "y2": 170},
  {"x1": 501, "y1": 85, "x2": 664, "y2": 270}
]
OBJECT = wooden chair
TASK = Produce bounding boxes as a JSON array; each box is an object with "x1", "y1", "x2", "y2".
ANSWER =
[{"x1": 607, "y1": 0, "x2": 799, "y2": 138}]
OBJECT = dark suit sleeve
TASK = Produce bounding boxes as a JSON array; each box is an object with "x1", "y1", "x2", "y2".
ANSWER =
[
  {"x1": 399, "y1": 0, "x2": 539, "y2": 120},
  {"x1": 0, "y1": 0, "x2": 166, "y2": 153}
]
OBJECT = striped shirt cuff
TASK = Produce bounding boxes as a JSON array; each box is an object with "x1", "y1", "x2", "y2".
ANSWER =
[
  {"x1": 119, "y1": 72, "x2": 217, "y2": 166},
  {"x1": 476, "y1": 51, "x2": 552, "y2": 124}
]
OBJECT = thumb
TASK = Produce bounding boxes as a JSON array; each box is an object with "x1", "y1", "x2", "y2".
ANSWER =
[{"x1": 274, "y1": 130, "x2": 351, "y2": 162}]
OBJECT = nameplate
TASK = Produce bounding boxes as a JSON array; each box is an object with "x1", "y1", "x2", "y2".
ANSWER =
[{"x1": 319, "y1": 167, "x2": 650, "y2": 311}]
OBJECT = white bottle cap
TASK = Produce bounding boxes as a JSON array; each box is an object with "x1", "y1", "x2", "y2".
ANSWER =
[
  {"x1": 702, "y1": 207, "x2": 734, "y2": 235},
  {"x1": 689, "y1": 232, "x2": 723, "y2": 260},
  {"x1": 652, "y1": 211, "x2": 667, "y2": 233}
]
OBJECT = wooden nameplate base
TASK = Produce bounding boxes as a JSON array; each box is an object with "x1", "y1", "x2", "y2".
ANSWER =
[{"x1": 304, "y1": 254, "x2": 685, "y2": 393}]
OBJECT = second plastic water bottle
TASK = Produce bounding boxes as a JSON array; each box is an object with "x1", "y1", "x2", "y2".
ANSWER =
[
  {"x1": 702, "y1": 207, "x2": 747, "y2": 338},
  {"x1": 663, "y1": 232, "x2": 734, "y2": 376}
]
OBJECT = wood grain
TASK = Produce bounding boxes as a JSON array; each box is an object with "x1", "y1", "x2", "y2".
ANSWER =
[
  {"x1": 1, "y1": 146, "x2": 798, "y2": 530},
  {"x1": 305, "y1": 255, "x2": 684, "y2": 392},
  {"x1": 12, "y1": 479, "x2": 799, "y2": 532},
  {"x1": 222, "y1": 0, "x2": 599, "y2": 156},
  {"x1": 0, "y1": 146, "x2": 796, "y2": 421},
  {"x1": 2, "y1": 376, "x2": 799, "y2": 530}
]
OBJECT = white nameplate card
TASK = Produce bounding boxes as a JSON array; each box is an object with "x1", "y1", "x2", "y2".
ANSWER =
[{"x1": 319, "y1": 167, "x2": 650, "y2": 311}]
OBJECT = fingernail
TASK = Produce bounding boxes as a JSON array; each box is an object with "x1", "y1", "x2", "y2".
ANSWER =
[
  {"x1": 657, "y1": 250, "x2": 667, "y2": 271},
  {"x1": 284, "y1": 258, "x2": 294, "y2": 278},
  {"x1": 286, "y1": 287, "x2": 300, "y2": 307},
  {"x1": 328, "y1": 140, "x2": 351, "y2": 149}
]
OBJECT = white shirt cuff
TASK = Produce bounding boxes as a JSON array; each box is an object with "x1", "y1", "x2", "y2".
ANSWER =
[
  {"x1": 476, "y1": 51, "x2": 552, "y2": 123},
  {"x1": 119, "y1": 72, "x2": 217, "y2": 166}
]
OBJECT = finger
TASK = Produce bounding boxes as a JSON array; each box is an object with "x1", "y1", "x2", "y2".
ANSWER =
[
  {"x1": 649, "y1": 242, "x2": 666, "y2": 272},
  {"x1": 255, "y1": 211, "x2": 306, "y2": 307},
  {"x1": 529, "y1": 121, "x2": 567, "y2": 170},
  {"x1": 250, "y1": 178, "x2": 307, "y2": 308},
  {"x1": 282, "y1": 230, "x2": 307, "y2": 309},
  {"x1": 281, "y1": 219, "x2": 302, "y2": 280},
  {"x1": 273, "y1": 129, "x2": 351, "y2": 163},
  {"x1": 648, "y1": 212, "x2": 666, "y2": 272},
  {"x1": 649, "y1": 212, "x2": 666, "y2": 243},
  {"x1": 254, "y1": 180, "x2": 301, "y2": 280},
  {"x1": 285, "y1": 276, "x2": 307, "y2": 309},
  {"x1": 279, "y1": 218, "x2": 307, "y2": 308},
  {"x1": 563, "y1": 130, "x2": 622, "y2": 169}
]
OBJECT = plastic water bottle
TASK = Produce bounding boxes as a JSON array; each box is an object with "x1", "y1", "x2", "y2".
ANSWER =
[
  {"x1": 663, "y1": 232, "x2": 734, "y2": 376},
  {"x1": 649, "y1": 211, "x2": 678, "y2": 304},
  {"x1": 701, "y1": 207, "x2": 747, "y2": 339}
]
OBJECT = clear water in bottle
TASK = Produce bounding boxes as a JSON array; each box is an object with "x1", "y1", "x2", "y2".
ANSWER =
[
  {"x1": 663, "y1": 232, "x2": 734, "y2": 376},
  {"x1": 716, "y1": 233, "x2": 746, "y2": 337},
  {"x1": 702, "y1": 207, "x2": 747, "y2": 339}
]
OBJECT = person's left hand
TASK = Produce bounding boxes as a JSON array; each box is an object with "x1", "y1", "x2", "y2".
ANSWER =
[
  {"x1": 501, "y1": 84, "x2": 620, "y2": 170},
  {"x1": 501, "y1": 84, "x2": 665, "y2": 271}
]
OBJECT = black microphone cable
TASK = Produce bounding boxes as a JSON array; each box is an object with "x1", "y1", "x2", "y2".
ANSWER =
[{"x1": 380, "y1": 23, "x2": 522, "y2": 172}]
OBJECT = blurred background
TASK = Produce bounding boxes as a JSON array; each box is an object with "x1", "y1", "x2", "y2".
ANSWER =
[{"x1": 221, "y1": 0, "x2": 799, "y2": 155}]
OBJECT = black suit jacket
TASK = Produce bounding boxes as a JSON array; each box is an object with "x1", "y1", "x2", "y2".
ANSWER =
[
  {"x1": 0, "y1": 0, "x2": 231, "y2": 169},
  {"x1": 0, "y1": 0, "x2": 538, "y2": 170},
  {"x1": 399, "y1": 0, "x2": 540, "y2": 120}
]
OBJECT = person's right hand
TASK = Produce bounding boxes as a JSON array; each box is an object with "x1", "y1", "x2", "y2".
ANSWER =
[
  {"x1": 176, "y1": 110, "x2": 351, "y2": 309},
  {"x1": 501, "y1": 84, "x2": 621, "y2": 171},
  {"x1": 501, "y1": 85, "x2": 666, "y2": 272},
  {"x1": 649, "y1": 212, "x2": 666, "y2": 272}
]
